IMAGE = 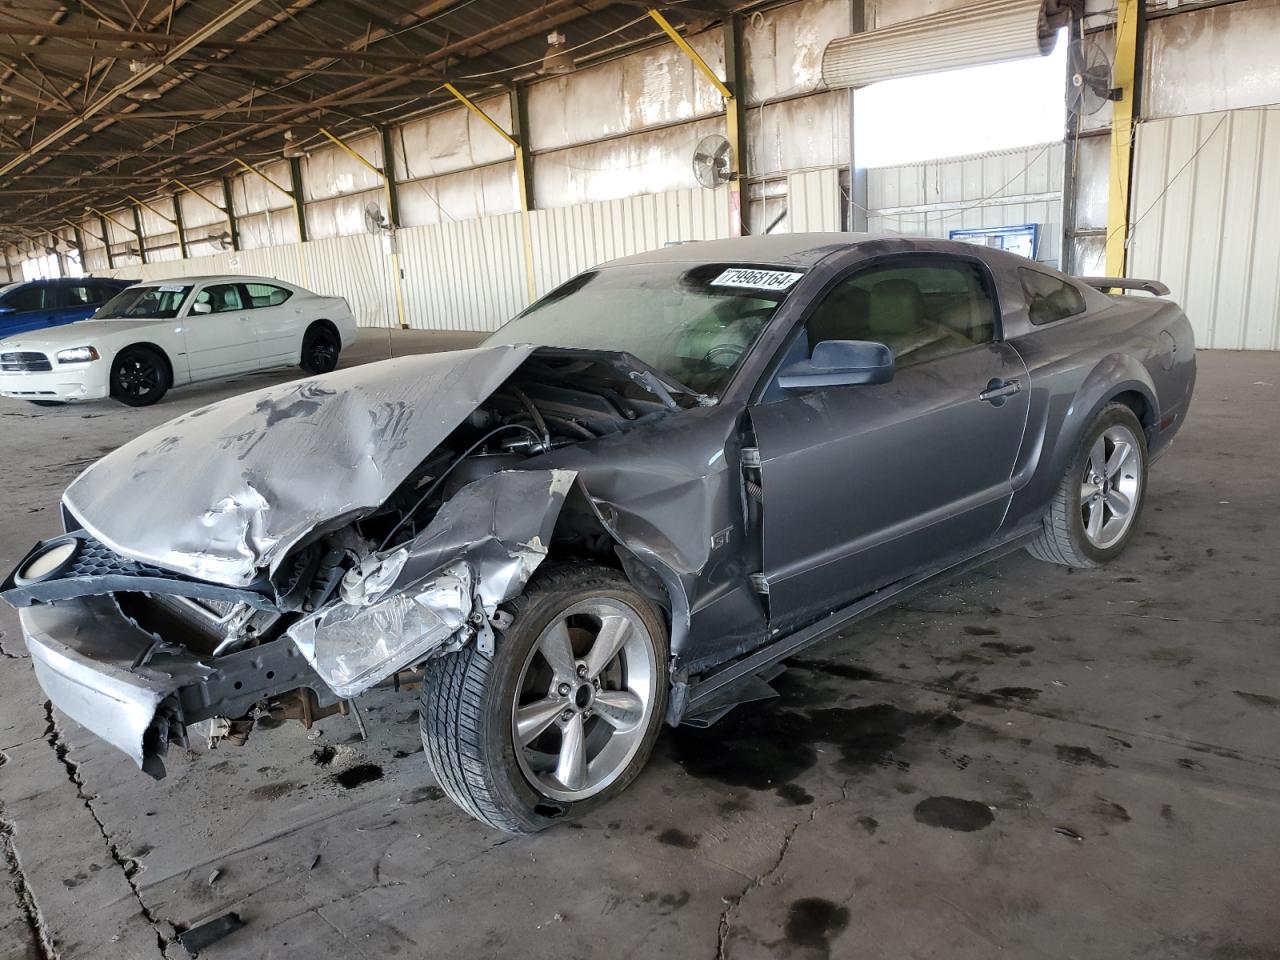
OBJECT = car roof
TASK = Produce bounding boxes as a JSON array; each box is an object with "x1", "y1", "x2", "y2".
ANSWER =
[
  {"x1": 602, "y1": 232, "x2": 1040, "y2": 273},
  {"x1": 132, "y1": 274, "x2": 288, "y2": 287},
  {"x1": 9, "y1": 276, "x2": 132, "y2": 286}
]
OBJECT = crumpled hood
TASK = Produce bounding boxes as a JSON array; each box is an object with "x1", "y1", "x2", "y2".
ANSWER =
[{"x1": 63, "y1": 343, "x2": 536, "y2": 587}]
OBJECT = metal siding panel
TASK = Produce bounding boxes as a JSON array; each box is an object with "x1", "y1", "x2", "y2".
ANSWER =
[{"x1": 1130, "y1": 109, "x2": 1280, "y2": 350}]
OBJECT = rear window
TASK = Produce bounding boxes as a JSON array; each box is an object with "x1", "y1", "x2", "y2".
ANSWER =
[{"x1": 1021, "y1": 268, "x2": 1086, "y2": 326}]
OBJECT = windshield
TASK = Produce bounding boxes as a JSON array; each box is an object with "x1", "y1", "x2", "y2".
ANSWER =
[
  {"x1": 96, "y1": 284, "x2": 191, "y2": 320},
  {"x1": 485, "y1": 263, "x2": 803, "y2": 396}
]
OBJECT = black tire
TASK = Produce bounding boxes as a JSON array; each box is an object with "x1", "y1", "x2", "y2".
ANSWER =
[
  {"x1": 420, "y1": 563, "x2": 669, "y2": 834},
  {"x1": 1027, "y1": 403, "x2": 1148, "y2": 568},
  {"x1": 26, "y1": 399, "x2": 65, "y2": 407},
  {"x1": 300, "y1": 324, "x2": 340, "y2": 374},
  {"x1": 109, "y1": 346, "x2": 170, "y2": 407}
]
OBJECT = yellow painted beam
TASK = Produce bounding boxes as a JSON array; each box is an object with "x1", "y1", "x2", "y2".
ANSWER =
[
  {"x1": 171, "y1": 178, "x2": 227, "y2": 212},
  {"x1": 86, "y1": 205, "x2": 138, "y2": 237},
  {"x1": 318, "y1": 127, "x2": 382, "y2": 177},
  {"x1": 233, "y1": 157, "x2": 294, "y2": 199},
  {"x1": 443, "y1": 83, "x2": 520, "y2": 149},
  {"x1": 1106, "y1": 0, "x2": 1140, "y2": 277},
  {"x1": 647, "y1": 9, "x2": 732, "y2": 100},
  {"x1": 128, "y1": 194, "x2": 178, "y2": 227}
]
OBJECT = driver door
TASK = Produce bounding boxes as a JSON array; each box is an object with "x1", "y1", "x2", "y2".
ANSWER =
[
  {"x1": 182, "y1": 283, "x2": 261, "y2": 379},
  {"x1": 748, "y1": 254, "x2": 1030, "y2": 633}
]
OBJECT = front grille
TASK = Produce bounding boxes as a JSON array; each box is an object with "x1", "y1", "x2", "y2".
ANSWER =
[{"x1": 1, "y1": 351, "x2": 52, "y2": 372}]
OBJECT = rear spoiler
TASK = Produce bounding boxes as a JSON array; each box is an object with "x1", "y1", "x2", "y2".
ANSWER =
[{"x1": 1079, "y1": 276, "x2": 1170, "y2": 297}]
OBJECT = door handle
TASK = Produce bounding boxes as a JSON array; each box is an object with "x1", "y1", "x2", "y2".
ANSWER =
[{"x1": 979, "y1": 378, "x2": 1022, "y2": 404}]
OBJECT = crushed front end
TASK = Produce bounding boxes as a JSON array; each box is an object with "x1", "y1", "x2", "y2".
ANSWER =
[{"x1": 2, "y1": 344, "x2": 690, "y2": 776}]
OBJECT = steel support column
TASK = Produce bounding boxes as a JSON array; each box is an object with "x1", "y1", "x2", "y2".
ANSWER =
[
  {"x1": 170, "y1": 196, "x2": 189, "y2": 259},
  {"x1": 723, "y1": 14, "x2": 747, "y2": 236},
  {"x1": 288, "y1": 157, "x2": 309, "y2": 243},
  {"x1": 221, "y1": 177, "x2": 241, "y2": 251},
  {"x1": 131, "y1": 204, "x2": 149, "y2": 264},
  {"x1": 99, "y1": 216, "x2": 115, "y2": 269},
  {"x1": 510, "y1": 82, "x2": 538, "y2": 302},
  {"x1": 1105, "y1": 0, "x2": 1143, "y2": 277}
]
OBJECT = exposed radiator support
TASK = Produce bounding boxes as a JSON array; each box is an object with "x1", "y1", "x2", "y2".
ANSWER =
[{"x1": 821, "y1": 0, "x2": 1065, "y2": 90}]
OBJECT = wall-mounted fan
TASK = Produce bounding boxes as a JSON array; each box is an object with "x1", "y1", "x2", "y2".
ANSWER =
[
  {"x1": 1067, "y1": 37, "x2": 1122, "y2": 117},
  {"x1": 692, "y1": 134, "x2": 733, "y2": 189},
  {"x1": 364, "y1": 201, "x2": 389, "y2": 234}
]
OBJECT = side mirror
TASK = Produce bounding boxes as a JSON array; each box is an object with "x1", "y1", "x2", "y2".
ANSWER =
[
  {"x1": 777, "y1": 339, "x2": 894, "y2": 390},
  {"x1": 191, "y1": 302, "x2": 212, "y2": 315}
]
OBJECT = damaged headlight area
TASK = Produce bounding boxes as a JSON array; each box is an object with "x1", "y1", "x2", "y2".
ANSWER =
[{"x1": 287, "y1": 562, "x2": 474, "y2": 698}]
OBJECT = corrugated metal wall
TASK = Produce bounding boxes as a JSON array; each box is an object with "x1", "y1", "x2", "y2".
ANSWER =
[
  {"x1": 787, "y1": 169, "x2": 843, "y2": 231},
  {"x1": 97, "y1": 185, "x2": 731, "y2": 332},
  {"x1": 865, "y1": 142, "x2": 1064, "y2": 263},
  {"x1": 1128, "y1": 108, "x2": 1280, "y2": 351}
]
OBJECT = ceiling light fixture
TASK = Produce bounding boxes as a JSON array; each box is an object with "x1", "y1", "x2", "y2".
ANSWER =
[
  {"x1": 282, "y1": 130, "x2": 307, "y2": 159},
  {"x1": 125, "y1": 61, "x2": 163, "y2": 101},
  {"x1": 539, "y1": 31, "x2": 576, "y2": 75}
]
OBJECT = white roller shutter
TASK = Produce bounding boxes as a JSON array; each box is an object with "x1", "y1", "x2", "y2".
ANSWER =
[{"x1": 822, "y1": 0, "x2": 1058, "y2": 90}]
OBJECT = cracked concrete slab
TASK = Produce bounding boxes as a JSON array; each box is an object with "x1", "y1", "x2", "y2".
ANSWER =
[{"x1": 0, "y1": 345, "x2": 1277, "y2": 959}]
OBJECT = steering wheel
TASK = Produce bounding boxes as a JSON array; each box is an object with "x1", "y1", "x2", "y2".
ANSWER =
[{"x1": 703, "y1": 342, "x2": 746, "y2": 367}]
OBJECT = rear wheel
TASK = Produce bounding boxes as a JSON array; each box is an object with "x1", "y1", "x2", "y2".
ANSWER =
[
  {"x1": 419, "y1": 564, "x2": 668, "y2": 833},
  {"x1": 300, "y1": 324, "x2": 340, "y2": 374},
  {"x1": 1027, "y1": 403, "x2": 1148, "y2": 568},
  {"x1": 110, "y1": 346, "x2": 170, "y2": 407}
]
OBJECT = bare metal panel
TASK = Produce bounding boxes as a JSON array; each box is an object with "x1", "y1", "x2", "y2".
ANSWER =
[
  {"x1": 533, "y1": 116, "x2": 725, "y2": 208},
  {"x1": 394, "y1": 96, "x2": 515, "y2": 182},
  {"x1": 747, "y1": 89, "x2": 849, "y2": 178},
  {"x1": 1071, "y1": 136, "x2": 1109, "y2": 231},
  {"x1": 300, "y1": 133, "x2": 384, "y2": 204},
  {"x1": 1129, "y1": 109, "x2": 1280, "y2": 350},
  {"x1": 398, "y1": 164, "x2": 519, "y2": 228},
  {"x1": 1145, "y1": 0, "x2": 1280, "y2": 119},
  {"x1": 526, "y1": 28, "x2": 725, "y2": 153},
  {"x1": 743, "y1": 0, "x2": 852, "y2": 104}
]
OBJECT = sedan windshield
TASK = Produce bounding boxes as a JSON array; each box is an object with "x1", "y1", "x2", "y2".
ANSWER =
[
  {"x1": 96, "y1": 285, "x2": 191, "y2": 320},
  {"x1": 486, "y1": 262, "x2": 803, "y2": 397}
]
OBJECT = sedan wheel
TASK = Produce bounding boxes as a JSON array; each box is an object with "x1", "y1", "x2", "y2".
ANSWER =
[
  {"x1": 419, "y1": 564, "x2": 669, "y2": 833},
  {"x1": 110, "y1": 347, "x2": 170, "y2": 407},
  {"x1": 512, "y1": 598, "x2": 658, "y2": 802},
  {"x1": 1027, "y1": 402, "x2": 1149, "y2": 568},
  {"x1": 1079, "y1": 423, "x2": 1143, "y2": 550}
]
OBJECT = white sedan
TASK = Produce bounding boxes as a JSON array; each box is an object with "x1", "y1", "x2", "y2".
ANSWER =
[{"x1": 0, "y1": 275, "x2": 357, "y2": 407}]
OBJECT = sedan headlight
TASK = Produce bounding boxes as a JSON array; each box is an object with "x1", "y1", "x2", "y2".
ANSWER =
[
  {"x1": 287, "y1": 562, "x2": 472, "y2": 698},
  {"x1": 55, "y1": 346, "x2": 100, "y2": 364}
]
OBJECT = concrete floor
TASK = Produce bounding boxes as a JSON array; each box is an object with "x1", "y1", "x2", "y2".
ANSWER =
[{"x1": 0, "y1": 338, "x2": 1276, "y2": 960}]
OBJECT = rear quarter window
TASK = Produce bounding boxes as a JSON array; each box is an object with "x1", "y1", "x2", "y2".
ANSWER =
[{"x1": 1021, "y1": 268, "x2": 1087, "y2": 326}]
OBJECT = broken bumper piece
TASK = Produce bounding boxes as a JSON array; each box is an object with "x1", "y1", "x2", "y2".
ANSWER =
[{"x1": 20, "y1": 595, "x2": 335, "y2": 777}]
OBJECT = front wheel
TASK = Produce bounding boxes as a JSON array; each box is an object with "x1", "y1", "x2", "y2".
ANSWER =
[
  {"x1": 110, "y1": 346, "x2": 170, "y2": 407},
  {"x1": 300, "y1": 325, "x2": 340, "y2": 374},
  {"x1": 1027, "y1": 403, "x2": 1148, "y2": 568},
  {"x1": 420, "y1": 564, "x2": 669, "y2": 833}
]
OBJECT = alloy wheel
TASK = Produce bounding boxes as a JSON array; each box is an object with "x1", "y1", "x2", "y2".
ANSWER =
[
  {"x1": 512, "y1": 598, "x2": 658, "y2": 802},
  {"x1": 1080, "y1": 423, "x2": 1143, "y2": 549},
  {"x1": 116, "y1": 356, "x2": 161, "y2": 399}
]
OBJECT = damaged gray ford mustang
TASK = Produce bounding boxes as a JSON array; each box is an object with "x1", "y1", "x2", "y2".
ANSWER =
[{"x1": 2, "y1": 235, "x2": 1196, "y2": 832}]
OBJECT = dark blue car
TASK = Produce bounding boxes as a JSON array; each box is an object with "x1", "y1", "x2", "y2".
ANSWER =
[{"x1": 0, "y1": 277, "x2": 136, "y2": 341}]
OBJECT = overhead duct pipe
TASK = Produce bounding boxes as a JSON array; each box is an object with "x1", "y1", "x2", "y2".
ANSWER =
[{"x1": 821, "y1": 0, "x2": 1066, "y2": 89}]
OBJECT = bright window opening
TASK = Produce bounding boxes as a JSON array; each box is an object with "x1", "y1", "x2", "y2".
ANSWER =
[{"x1": 855, "y1": 30, "x2": 1067, "y2": 168}]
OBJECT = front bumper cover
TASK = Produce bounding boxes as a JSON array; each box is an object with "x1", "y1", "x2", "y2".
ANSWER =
[{"x1": 21, "y1": 595, "x2": 334, "y2": 777}]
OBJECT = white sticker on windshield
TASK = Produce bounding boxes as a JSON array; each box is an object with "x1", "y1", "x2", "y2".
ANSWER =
[
  {"x1": 709, "y1": 268, "x2": 803, "y2": 292},
  {"x1": 158, "y1": 284, "x2": 187, "y2": 292}
]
